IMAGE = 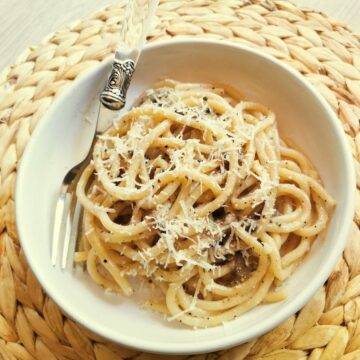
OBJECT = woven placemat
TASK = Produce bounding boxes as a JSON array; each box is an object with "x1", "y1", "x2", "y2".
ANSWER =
[{"x1": 1, "y1": 0, "x2": 360, "y2": 359}]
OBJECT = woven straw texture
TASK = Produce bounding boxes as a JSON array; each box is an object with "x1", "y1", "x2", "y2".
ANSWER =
[{"x1": 1, "y1": 0, "x2": 360, "y2": 359}]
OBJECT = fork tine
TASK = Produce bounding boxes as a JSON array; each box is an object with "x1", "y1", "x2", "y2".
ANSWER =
[
  {"x1": 51, "y1": 188, "x2": 71, "y2": 266},
  {"x1": 62, "y1": 199, "x2": 83, "y2": 269},
  {"x1": 60, "y1": 194, "x2": 74, "y2": 269}
]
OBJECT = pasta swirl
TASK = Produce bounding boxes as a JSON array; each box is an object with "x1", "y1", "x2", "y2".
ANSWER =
[{"x1": 75, "y1": 80, "x2": 335, "y2": 328}]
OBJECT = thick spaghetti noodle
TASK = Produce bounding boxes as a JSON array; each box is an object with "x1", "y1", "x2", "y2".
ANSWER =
[{"x1": 75, "y1": 80, "x2": 335, "y2": 328}]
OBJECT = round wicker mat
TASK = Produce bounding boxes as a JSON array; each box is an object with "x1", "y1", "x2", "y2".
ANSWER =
[{"x1": 1, "y1": 0, "x2": 360, "y2": 359}]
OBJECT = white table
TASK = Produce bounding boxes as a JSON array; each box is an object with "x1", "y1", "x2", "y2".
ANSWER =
[{"x1": 0, "y1": 0, "x2": 359, "y2": 71}]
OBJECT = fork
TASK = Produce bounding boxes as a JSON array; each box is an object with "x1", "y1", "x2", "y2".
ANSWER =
[{"x1": 51, "y1": 0, "x2": 159, "y2": 269}]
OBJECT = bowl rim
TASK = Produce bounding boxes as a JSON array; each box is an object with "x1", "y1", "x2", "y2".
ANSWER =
[{"x1": 16, "y1": 38, "x2": 356, "y2": 354}]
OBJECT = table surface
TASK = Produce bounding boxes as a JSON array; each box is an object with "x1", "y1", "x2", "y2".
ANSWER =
[{"x1": 0, "y1": 0, "x2": 359, "y2": 71}]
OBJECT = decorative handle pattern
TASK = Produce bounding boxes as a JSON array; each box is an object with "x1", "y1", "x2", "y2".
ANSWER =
[
  {"x1": 99, "y1": 0, "x2": 158, "y2": 111},
  {"x1": 99, "y1": 58, "x2": 136, "y2": 110}
]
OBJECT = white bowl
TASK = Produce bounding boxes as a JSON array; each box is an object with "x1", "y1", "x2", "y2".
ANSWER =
[{"x1": 16, "y1": 39, "x2": 355, "y2": 354}]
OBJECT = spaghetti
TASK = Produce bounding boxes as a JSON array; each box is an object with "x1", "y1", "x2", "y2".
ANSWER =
[{"x1": 75, "y1": 80, "x2": 335, "y2": 328}]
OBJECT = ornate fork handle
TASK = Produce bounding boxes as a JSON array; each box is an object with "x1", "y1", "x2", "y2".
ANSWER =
[
  {"x1": 99, "y1": 0, "x2": 159, "y2": 111},
  {"x1": 99, "y1": 58, "x2": 136, "y2": 110}
]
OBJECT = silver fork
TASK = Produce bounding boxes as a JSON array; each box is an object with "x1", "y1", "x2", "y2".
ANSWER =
[{"x1": 51, "y1": 0, "x2": 159, "y2": 269}]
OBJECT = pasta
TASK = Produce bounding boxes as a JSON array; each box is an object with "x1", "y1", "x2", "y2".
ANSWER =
[{"x1": 75, "y1": 80, "x2": 335, "y2": 328}]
